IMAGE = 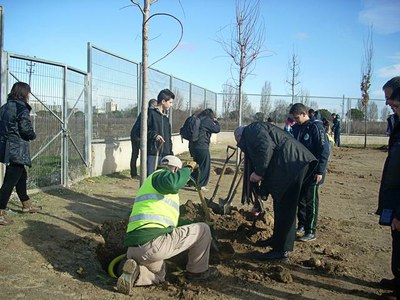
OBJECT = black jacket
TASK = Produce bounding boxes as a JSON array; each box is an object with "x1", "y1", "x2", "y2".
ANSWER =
[
  {"x1": 379, "y1": 117, "x2": 400, "y2": 219},
  {"x1": 132, "y1": 108, "x2": 173, "y2": 156},
  {"x1": 238, "y1": 122, "x2": 317, "y2": 201},
  {"x1": 0, "y1": 99, "x2": 36, "y2": 167},
  {"x1": 189, "y1": 117, "x2": 220, "y2": 150},
  {"x1": 292, "y1": 120, "x2": 330, "y2": 184}
]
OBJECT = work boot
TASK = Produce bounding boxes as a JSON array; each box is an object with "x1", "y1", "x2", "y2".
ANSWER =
[
  {"x1": 21, "y1": 200, "x2": 42, "y2": 213},
  {"x1": 380, "y1": 278, "x2": 400, "y2": 290},
  {"x1": 185, "y1": 267, "x2": 220, "y2": 281},
  {"x1": 0, "y1": 209, "x2": 14, "y2": 226},
  {"x1": 255, "y1": 250, "x2": 289, "y2": 262},
  {"x1": 380, "y1": 291, "x2": 399, "y2": 300},
  {"x1": 117, "y1": 259, "x2": 140, "y2": 295}
]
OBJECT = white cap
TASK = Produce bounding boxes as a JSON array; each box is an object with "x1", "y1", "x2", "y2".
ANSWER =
[{"x1": 160, "y1": 155, "x2": 183, "y2": 169}]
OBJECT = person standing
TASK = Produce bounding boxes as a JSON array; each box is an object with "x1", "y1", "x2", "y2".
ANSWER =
[
  {"x1": 189, "y1": 108, "x2": 220, "y2": 190},
  {"x1": 290, "y1": 103, "x2": 330, "y2": 242},
  {"x1": 0, "y1": 82, "x2": 41, "y2": 225},
  {"x1": 378, "y1": 78, "x2": 400, "y2": 300},
  {"x1": 117, "y1": 156, "x2": 219, "y2": 295},
  {"x1": 235, "y1": 122, "x2": 317, "y2": 261},
  {"x1": 132, "y1": 89, "x2": 175, "y2": 176},
  {"x1": 130, "y1": 99, "x2": 157, "y2": 178},
  {"x1": 331, "y1": 113, "x2": 341, "y2": 147}
]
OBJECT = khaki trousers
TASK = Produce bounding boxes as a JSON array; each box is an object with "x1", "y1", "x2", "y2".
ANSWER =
[{"x1": 126, "y1": 222, "x2": 211, "y2": 286}]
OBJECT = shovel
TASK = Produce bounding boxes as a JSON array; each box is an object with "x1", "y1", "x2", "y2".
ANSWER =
[
  {"x1": 189, "y1": 176, "x2": 219, "y2": 252},
  {"x1": 206, "y1": 145, "x2": 237, "y2": 206},
  {"x1": 218, "y1": 152, "x2": 244, "y2": 214}
]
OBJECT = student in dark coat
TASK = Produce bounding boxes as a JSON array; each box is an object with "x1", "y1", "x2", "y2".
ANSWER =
[
  {"x1": 290, "y1": 103, "x2": 330, "y2": 242},
  {"x1": 378, "y1": 82, "x2": 400, "y2": 300},
  {"x1": 189, "y1": 109, "x2": 220, "y2": 190},
  {"x1": 130, "y1": 99, "x2": 157, "y2": 178},
  {"x1": 235, "y1": 122, "x2": 317, "y2": 261},
  {"x1": 0, "y1": 82, "x2": 41, "y2": 226},
  {"x1": 132, "y1": 89, "x2": 175, "y2": 176}
]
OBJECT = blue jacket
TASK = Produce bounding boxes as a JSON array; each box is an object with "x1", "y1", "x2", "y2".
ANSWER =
[{"x1": 292, "y1": 119, "x2": 330, "y2": 184}]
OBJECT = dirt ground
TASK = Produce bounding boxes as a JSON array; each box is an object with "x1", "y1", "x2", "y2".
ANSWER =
[{"x1": 0, "y1": 142, "x2": 394, "y2": 300}]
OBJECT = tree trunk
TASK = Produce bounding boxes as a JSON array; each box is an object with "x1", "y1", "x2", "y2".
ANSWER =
[{"x1": 139, "y1": 0, "x2": 150, "y2": 185}]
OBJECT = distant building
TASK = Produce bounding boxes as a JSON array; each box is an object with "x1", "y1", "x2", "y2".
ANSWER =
[{"x1": 106, "y1": 100, "x2": 117, "y2": 113}]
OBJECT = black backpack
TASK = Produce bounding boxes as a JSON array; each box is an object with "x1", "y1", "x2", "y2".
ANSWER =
[{"x1": 180, "y1": 115, "x2": 201, "y2": 142}]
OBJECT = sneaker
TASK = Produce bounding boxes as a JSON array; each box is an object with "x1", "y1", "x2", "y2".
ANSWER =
[
  {"x1": 116, "y1": 259, "x2": 140, "y2": 295},
  {"x1": 298, "y1": 233, "x2": 316, "y2": 242},
  {"x1": 296, "y1": 226, "x2": 305, "y2": 237},
  {"x1": 255, "y1": 250, "x2": 289, "y2": 262},
  {"x1": 185, "y1": 267, "x2": 220, "y2": 281}
]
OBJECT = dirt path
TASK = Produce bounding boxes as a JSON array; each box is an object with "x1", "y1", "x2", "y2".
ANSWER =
[{"x1": 0, "y1": 143, "x2": 392, "y2": 299}]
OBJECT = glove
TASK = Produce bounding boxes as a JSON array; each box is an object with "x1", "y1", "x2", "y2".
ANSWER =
[{"x1": 183, "y1": 161, "x2": 197, "y2": 170}]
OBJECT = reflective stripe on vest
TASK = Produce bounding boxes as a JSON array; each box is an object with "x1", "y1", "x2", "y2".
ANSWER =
[
  {"x1": 134, "y1": 193, "x2": 180, "y2": 211},
  {"x1": 127, "y1": 169, "x2": 180, "y2": 232},
  {"x1": 129, "y1": 214, "x2": 175, "y2": 227}
]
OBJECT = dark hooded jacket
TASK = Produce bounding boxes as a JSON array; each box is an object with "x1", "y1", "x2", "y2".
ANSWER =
[
  {"x1": 0, "y1": 99, "x2": 36, "y2": 167},
  {"x1": 292, "y1": 119, "x2": 330, "y2": 184},
  {"x1": 189, "y1": 117, "x2": 220, "y2": 150},
  {"x1": 237, "y1": 122, "x2": 317, "y2": 202},
  {"x1": 132, "y1": 107, "x2": 173, "y2": 156}
]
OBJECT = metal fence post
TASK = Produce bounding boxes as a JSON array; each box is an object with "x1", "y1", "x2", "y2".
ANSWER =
[{"x1": 62, "y1": 65, "x2": 69, "y2": 186}]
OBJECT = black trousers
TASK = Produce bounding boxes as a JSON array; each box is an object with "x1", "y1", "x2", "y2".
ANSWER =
[
  {"x1": 297, "y1": 182, "x2": 319, "y2": 234},
  {"x1": 189, "y1": 147, "x2": 210, "y2": 188},
  {"x1": 271, "y1": 165, "x2": 309, "y2": 252},
  {"x1": 130, "y1": 139, "x2": 140, "y2": 177},
  {"x1": 334, "y1": 130, "x2": 341, "y2": 147},
  {"x1": 0, "y1": 164, "x2": 30, "y2": 209}
]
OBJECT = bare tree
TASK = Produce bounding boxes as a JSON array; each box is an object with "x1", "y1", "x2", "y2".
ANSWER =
[
  {"x1": 217, "y1": 0, "x2": 265, "y2": 127},
  {"x1": 381, "y1": 105, "x2": 391, "y2": 122},
  {"x1": 260, "y1": 81, "x2": 272, "y2": 117},
  {"x1": 128, "y1": 0, "x2": 183, "y2": 184},
  {"x1": 286, "y1": 49, "x2": 301, "y2": 104},
  {"x1": 360, "y1": 25, "x2": 374, "y2": 148},
  {"x1": 367, "y1": 101, "x2": 378, "y2": 121},
  {"x1": 221, "y1": 81, "x2": 238, "y2": 118}
]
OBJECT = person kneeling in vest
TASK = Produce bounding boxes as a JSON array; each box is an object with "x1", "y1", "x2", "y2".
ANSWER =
[{"x1": 117, "y1": 155, "x2": 219, "y2": 295}]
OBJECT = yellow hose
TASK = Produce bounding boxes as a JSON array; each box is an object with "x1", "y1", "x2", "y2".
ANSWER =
[{"x1": 107, "y1": 254, "x2": 126, "y2": 278}]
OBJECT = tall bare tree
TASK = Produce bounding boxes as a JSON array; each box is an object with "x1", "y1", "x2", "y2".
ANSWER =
[
  {"x1": 260, "y1": 81, "x2": 272, "y2": 117},
  {"x1": 128, "y1": 0, "x2": 183, "y2": 184},
  {"x1": 218, "y1": 0, "x2": 265, "y2": 127},
  {"x1": 286, "y1": 49, "x2": 301, "y2": 104},
  {"x1": 360, "y1": 25, "x2": 374, "y2": 148}
]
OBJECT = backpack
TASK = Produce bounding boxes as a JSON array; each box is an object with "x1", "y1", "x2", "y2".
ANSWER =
[{"x1": 180, "y1": 115, "x2": 201, "y2": 142}]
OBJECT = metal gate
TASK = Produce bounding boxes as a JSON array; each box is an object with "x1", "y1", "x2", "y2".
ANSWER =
[{"x1": 4, "y1": 53, "x2": 90, "y2": 189}]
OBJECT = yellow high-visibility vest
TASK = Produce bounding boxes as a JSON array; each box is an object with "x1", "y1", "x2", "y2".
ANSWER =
[{"x1": 127, "y1": 169, "x2": 180, "y2": 233}]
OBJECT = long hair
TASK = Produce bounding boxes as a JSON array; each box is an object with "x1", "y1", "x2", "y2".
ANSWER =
[
  {"x1": 7, "y1": 82, "x2": 31, "y2": 102},
  {"x1": 197, "y1": 108, "x2": 215, "y2": 119}
]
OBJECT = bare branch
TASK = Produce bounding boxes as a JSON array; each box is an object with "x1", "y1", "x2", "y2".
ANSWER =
[
  {"x1": 144, "y1": 13, "x2": 184, "y2": 68},
  {"x1": 216, "y1": 0, "x2": 265, "y2": 126},
  {"x1": 129, "y1": 0, "x2": 144, "y2": 15}
]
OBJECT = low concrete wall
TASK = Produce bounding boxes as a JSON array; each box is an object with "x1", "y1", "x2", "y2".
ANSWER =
[
  {"x1": 90, "y1": 133, "x2": 218, "y2": 177},
  {"x1": 89, "y1": 132, "x2": 388, "y2": 177}
]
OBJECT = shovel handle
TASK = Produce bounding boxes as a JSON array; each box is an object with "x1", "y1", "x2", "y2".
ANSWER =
[{"x1": 209, "y1": 145, "x2": 237, "y2": 203}]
